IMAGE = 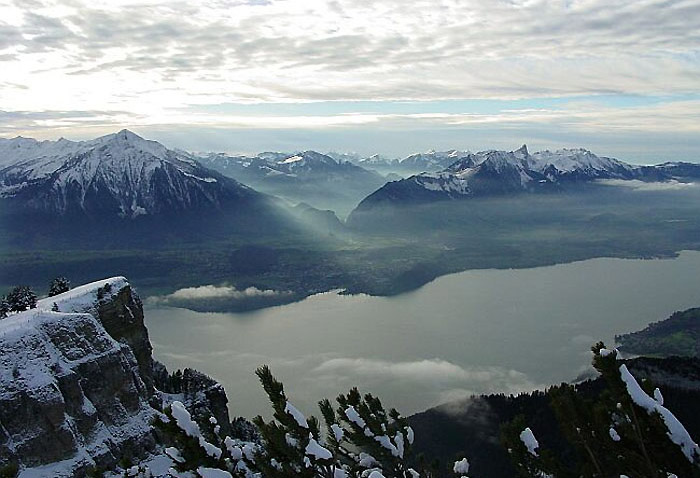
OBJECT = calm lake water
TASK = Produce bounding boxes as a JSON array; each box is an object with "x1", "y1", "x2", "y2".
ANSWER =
[{"x1": 146, "y1": 251, "x2": 700, "y2": 419}]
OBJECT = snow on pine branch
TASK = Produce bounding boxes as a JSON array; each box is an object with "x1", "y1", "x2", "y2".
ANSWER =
[
  {"x1": 170, "y1": 401, "x2": 222, "y2": 459},
  {"x1": 619, "y1": 364, "x2": 700, "y2": 462},
  {"x1": 285, "y1": 400, "x2": 309, "y2": 428},
  {"x1": 520, "y1": 427, "x2": 540, "y2": 457}
]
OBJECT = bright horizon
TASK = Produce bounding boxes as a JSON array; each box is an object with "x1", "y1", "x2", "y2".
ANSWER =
[{"x1": 1, "y1": 0, "x2": 699, "y2": 164}]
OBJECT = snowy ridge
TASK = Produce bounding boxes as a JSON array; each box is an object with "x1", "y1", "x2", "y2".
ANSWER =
[
  {"x1": 357, "y1": 154, "x2": 399, "y2": 168},
  {"x1": 274, "y1": 151, "x2": 344, "y2": 173},
  {"x1": 200, "y1": 149, "x2": 374, "y2": 178},
  {"x1": 38, "y1": 276, "x2": 128, "y2": 313}
]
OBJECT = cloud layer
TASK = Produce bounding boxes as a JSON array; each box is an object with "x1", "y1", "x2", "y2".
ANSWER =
[
  {"x1": 2, "y1": 0, "x2": 699, "y2": 106},
  {"x1": 1, "y1": 0, "x2": 699, "y2": 157},
  {"x1": 598, "y1": 179, "x2": 698, "y2": 191}
]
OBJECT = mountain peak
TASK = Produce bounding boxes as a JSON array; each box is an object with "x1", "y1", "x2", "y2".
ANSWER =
[
  {"x1": 116, "y1": 128, "x2": 142, "y2": 139},
  {"x1": 515, "y1": 144, "x2": 529, "y2": 156},
  {"x1": 94, "y1": 129, "x2": 148, "y2": 146},
  {"x1": 0, "y1": 130, "x2": 266, "y2": 218}
]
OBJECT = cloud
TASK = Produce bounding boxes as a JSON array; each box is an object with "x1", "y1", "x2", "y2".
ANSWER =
[
  {"x1": 312, "y1": 357, "x2": 540, "y2": 397},
  {"x1": 598, "y1": 179, "x2": 697, "y2": 191},
  {"x1": 149, "y1": 284, "x2": 292, "y2": 304},
  {"x1": 1, "y1": 0, "x2": 699, "y2": 111},
  {"x1": 1, "y1": 0, "x2": 699, "y2": 158}
]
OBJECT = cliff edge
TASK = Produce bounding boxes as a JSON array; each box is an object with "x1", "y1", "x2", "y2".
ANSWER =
[{"x1": 0, "y1": 277, "x2": 231, "y2": 477}]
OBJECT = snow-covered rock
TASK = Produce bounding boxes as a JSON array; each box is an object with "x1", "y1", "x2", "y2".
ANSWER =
[
  {"x1": 0, "y1": 278, "x2": 157, "y2": 476},
  {"x1": 453, "y1": 457, "x2": 470, "y2": 474},
  {"x1": 0, "y1": 276, "x2": 235, "y2": 477}
]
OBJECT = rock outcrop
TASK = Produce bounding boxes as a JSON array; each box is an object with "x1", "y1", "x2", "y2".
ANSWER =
[
  {"x1": 0, "y1": 277, "x2": 233, "y2": 477},
  {"x1": 153, "y1": 363, "x2": 232, "y2": 438}
]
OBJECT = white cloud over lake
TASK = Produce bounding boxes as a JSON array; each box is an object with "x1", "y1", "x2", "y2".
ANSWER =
[
  {"x1": 312, "y1": 357, "x2": 541, "y2": 401},
  {"x1": 598, "y1": 179, "x2": 697, "y2": 191},
  {"x1": 149, "y1": 284, "x2": 291, "y2": 303}
]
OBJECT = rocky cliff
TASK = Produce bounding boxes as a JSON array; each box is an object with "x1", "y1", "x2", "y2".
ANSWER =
[{"x1": 0, "y1": 277, "x2": 233, "y2": 477}]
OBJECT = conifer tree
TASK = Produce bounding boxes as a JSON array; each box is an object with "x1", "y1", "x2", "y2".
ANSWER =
[
  {"x1": 252, "y1": 365, "x2": 422, "y2": 478},
  {"x1": 504, "y1": 342, "x2": 700, "y2": 478},
  {"x1": 0, "y1": 296, "x2": 9, "y2": 319},
  {"x1": 153, "y1": 365, "x2": 430, "y2": 478},
  {"x1": 6, "y1": 286, "x2": 37, "y2": 312},
  {"x1": 48, "y1": 277, "x2": 70, "y2": 297}
]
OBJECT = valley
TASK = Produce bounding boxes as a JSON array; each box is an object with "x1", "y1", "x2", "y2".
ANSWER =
[{"x1": 3, "y1": 179, "x2": 700, "y2": 312}]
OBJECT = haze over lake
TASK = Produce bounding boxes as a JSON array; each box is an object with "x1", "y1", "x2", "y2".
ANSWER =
[{"x1": 147, "y1": 251, "x2": 700, "y2": 419}]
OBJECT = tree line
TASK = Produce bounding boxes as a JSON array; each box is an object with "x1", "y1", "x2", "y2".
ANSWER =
[{"x1": 0, "y1": 277, "x2": 70, "y2": 318}]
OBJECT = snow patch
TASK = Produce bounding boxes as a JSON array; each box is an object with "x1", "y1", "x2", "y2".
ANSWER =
[
  {"x1": 520, "y1": 427, "x2": 540, "y2": 456},
  {"x1": 453, "y1": 458, "x2": 470, "y2": 474},
  {"x1": 305, "y1": 437, "x2": 333, "y2": 460},
  {"x1": 285, "y1": 401, "x2": 309, "y2": 428}
]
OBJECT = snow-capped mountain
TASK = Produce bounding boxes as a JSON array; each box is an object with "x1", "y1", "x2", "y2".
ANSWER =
[
  {"x1": 198, "y1": 150, "x2": 388, "y2": 217},
  {"x1": 0, "y1": 130, "x2": 263, "y2": 217},
  {"x1": 350, "y1": 145, "x2": 699, "y2": 214},
  {"x1": 398, "y1": 150, "x2": 472, "y2": 173},
  {"x1": 527, "y1": 147, "x2": 636, "y2": 181},
  {"x1": 356, "y1": 154, "x2": 400, "y2": 168},
  {"x1": 329, "y1": 151, "x2": 460, "y2": 175},
  {"x1": 274, "y1": 150, "x2": 349, "y2": 174},
  {"x1": 200, "y1": 150, "x2": 384, "y2": 180}
]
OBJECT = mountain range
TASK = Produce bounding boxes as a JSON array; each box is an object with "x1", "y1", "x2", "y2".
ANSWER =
[
  {"x1": 3, "y1": 131, "x2": 699, "y2": 227},
  {"x1": 327, "y1": 150, "x2": 474, "y2": 175},
  {"x1": 350, "y1": 145, "x2": 700, "y2": 215}
]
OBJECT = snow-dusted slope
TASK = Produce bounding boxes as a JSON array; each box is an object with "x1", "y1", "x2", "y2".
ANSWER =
[
  {"x1": 379, "y1": 146, "x2": 548, "y2": 202},
  {"x1": 0, "y1": 130, "x2": 260, "y2": 217},
  {"x1": 528, "y1": 148, "x2": 635, "y2": 180},
  {"x1": 275, "y1": 150, "x2": 341, "y2": 173},
  {"x1": 399, "y1": 150, "x2": 471, "y2": 173}
]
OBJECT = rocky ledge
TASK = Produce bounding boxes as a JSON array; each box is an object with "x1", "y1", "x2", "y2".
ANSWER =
[{"x1": 0, "y1": 277, "x2": 232, "y2": 477}]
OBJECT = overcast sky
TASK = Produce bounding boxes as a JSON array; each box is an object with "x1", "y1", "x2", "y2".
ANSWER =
[{"x1": 1, "y1": 0, "x2": 699, "y2": 162}]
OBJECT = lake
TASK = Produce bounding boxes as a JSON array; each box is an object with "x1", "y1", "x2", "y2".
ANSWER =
[{"x1": 145, "y1": 251, "x2": 700, "y2": 419}]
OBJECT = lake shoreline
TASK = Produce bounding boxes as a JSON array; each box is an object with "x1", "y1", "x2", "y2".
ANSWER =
[
  {"x1": 145, "y1": 250, "x2": 700, "y2": 418},
  {"x1": 144, "y1": 248, "x2": 688, "y2": 314}
]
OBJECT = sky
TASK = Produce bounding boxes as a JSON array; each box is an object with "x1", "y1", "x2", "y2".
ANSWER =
[{"x1": 1, "y1": 0, "x2": 699, "y2": 163}]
